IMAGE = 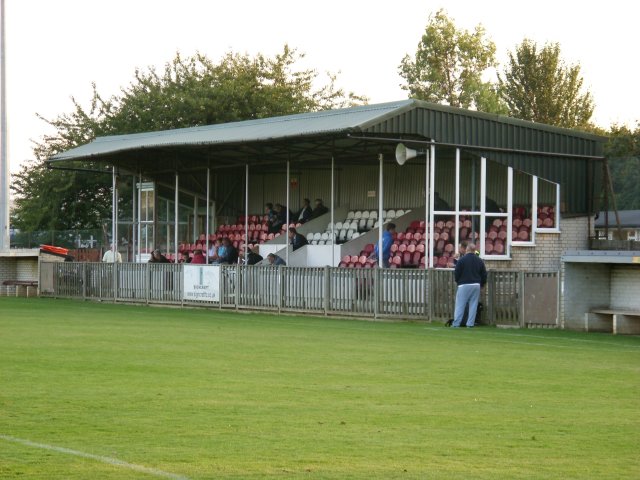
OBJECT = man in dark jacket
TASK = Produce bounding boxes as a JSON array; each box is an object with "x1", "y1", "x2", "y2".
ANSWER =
[
  {"x1": 296, "y1": 198, "x2": 313, "y2": 224},
  {"x1": 288, "y1": 227, "x2": 308, "y2": 251},
  {"x1": 452, "y1": 243, "x2": 487, "y2": 328},
  {"x1": 245, "y1": 246, "x2": 263, "y2": 265},
  {"x1": 217, "y1": 238, "x2": 238, "y2": 265},
  {"x1": 149, "y1": 249, "x2": 170, "y2": 263},
  {"x1": 310, "y1": 198, "x2": 329, "y2": 219}
]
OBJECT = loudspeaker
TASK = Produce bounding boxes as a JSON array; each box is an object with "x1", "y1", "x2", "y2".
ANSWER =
[{"x1": 395, "y1": 143, "x2": 420, "y2": 165}]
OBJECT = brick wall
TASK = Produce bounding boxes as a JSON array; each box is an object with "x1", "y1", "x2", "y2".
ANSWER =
[
  {"x1": 562, "y1": 263, "x2": 611, "y2": 330},
  {"x1": 610, "y1": 266, "x2": 640, "y2": 310},
  {"x1": 0, "y1": 258, "x2": 17, "y2": 296},
  {"x1": 485, "y1": 216, "x2": 589, "y2": 272}
]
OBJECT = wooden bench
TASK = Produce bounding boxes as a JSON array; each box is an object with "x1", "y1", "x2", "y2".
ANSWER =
[
  {"x1": 585, "y1": 309, "x2": 640, "y2": 335},
  {"x1": 2, "y1": 280, "x2": 38, "y2": 297}
]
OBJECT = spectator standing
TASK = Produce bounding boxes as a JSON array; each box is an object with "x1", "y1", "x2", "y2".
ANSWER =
[
  {"x1": 179, "y1": 251, "x2": 191, "y2": 264},
  {"x1": 102, "y1": 243, "x2": 122, "y2": 263},
  {"x1": 452, "y1": 243, "x2": 487, "y2": 328},
  {"x1": 453, "y1": 241, "x2": 468, "y2": 266},
  {"x1": 288, "y1": 227, "x2": 308, "y2": 251},
  {"x1": 372, "y1": 223, "x2": 396, "y2": 268}
]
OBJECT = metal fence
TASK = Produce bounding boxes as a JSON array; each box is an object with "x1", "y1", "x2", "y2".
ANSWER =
[{"x1": 40, "y1": 262, "x2": 557, "y2": 324}]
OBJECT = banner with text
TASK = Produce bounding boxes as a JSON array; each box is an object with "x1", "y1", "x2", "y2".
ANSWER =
[{"x1": 183, "y1": 265, "x2": 220, "y2": 302}]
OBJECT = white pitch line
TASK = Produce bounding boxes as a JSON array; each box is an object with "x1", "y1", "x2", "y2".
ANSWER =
[{"x1": 0, "y1": 434, "x2": 189, "y2": 480}]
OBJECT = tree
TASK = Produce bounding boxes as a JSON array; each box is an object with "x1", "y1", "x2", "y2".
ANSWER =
[
  {"x1": 11, "y1": 46, "x2": 366, "y2": 232},
  {"x1": 604, "y1": 125, "x2": 640, "y2": 210},
  {"x1": 399, "y1": 9, "x2": 506, "y2": 114},
  {"x1": 498, "y1": 40, "x2": 594, "y2": 129}
]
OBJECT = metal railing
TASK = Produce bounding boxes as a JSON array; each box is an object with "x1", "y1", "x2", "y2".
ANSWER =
[{"x1": 40, "y1": 262, "x2": 555, "y2": 324}]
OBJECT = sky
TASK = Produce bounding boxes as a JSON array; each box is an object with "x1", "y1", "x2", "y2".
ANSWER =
[{"x1": 4, "y1": 0, "x2": 639, "y2": 175}]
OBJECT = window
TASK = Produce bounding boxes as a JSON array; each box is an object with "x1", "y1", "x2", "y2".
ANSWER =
[
  {"x1": 536, "y1": 178, "x2": 560, "y2": 231},
  {"x1": 512, "y1": 171, "x2": 534, "y2": 244}
]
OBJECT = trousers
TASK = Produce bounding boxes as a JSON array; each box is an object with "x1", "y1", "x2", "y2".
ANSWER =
[{"x1": 453, "y1": 283, "x2": 481, "y2": 327}]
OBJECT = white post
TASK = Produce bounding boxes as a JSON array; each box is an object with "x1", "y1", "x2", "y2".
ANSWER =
[
  {"x1": 205, "y1": 168, "x2": 210, "y2": 263},
  {"x1": 425, "y1": 149, "x2": 429, "y2": 265},
  {"x1": 137, "y1": 174, "x2": 142, "y2": 261},
  {"x1": 0, "y1": 0, "x2": 8, "y2": 250},
  {"x1": 112, "y1": 167, "x2": 117, "y2": 253},
  {"x1": 480, "y1": 157, "x2": 487, "y2": 256},
  {"x1": 286, "y1": 160, "x2": 290, "y2": 265},
  {"x1": 192, "y1": 194, "x2": 198, "y2": 243},
  {"x1": 245, "y1": 164, "x2": 249, "y2": 262},
  {"x1": 378, "y1": 153, "x2": 383, "y2": 268},
  {"x1": 174, "y1": 173, "x2": 179, "y2": 263},
  {"x1": 132, "y1": 175, "x2": 136, "y2": 263},
  {"x1": 429, "y1": 142, "x2": 436, "y2": 268},
  {"x1": 111, "y1": 167, "x2": 118, "y2": 299},
  {"x1": 331, "y1": 156, "x2": 335, "y2": 265}
]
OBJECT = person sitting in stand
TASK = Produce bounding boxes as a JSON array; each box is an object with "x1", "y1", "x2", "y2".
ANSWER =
[
  {"x1": 267, "y1": 253, "x2": 286, "y2": 266},
  {"x1": 190, "y1": 248, "x2": 206, "y2": 264},
  {"x1": 217, "y1": 237, "x2": 238, "y2": 265},
  {"x1": 310, "y1": 198, "x2": 329, "y2": 219},
  {"x1": 179, "y1": 251, "x2": 191, "y2": 264},
  {"x1": 208, "y1": 238, "x2": 222, "y2": 263},
  {"x1": 207, "y1": 239, "x2": 216, "y2": 259},
  {"x1": 288, "y1": 227, "x2": 308, "y2": 251},
  {"x1": 296, "y1": 198, "x2": 313, "y2": 224},
  {"x1": 269, "y1": 203, "x2": 287, "y2": 233},
  {"x1": 148, "y1": 249, "x2": 170, "y2": 263},
  {"x1": 244, "y1": 246, "x2": 263, "y2": 265},
  {"x1": 265, "y1": 203, "x2": 276, "y2": 228}
]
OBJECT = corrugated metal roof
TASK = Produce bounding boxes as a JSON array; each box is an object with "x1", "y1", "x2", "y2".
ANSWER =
[
  {"x1": 51, "y1": 100, "x2": 415, "y2": 161},
  {"x1": 48, "y1": 99, "x2": 608, "y2": 215},
  {"x1": 594, "y1": 210, "x2": 640, "y2": 228},
  {"x1": 51, "y1": 99, "x2": 604, "y2": 162}
]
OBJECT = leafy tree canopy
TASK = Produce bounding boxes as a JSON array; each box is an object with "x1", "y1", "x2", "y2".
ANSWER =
[
  {"x1": 399, "y1": 9, "x2": 506, "y2": 114},
  {"x1": 604, "y1": 124, "x2": 640, "y2": 210},
  {"x1": 11, "y1": 46, "x2": 366, "y2": 232},
  {"x1": 498, "y1": 39, "x2": 594, "y2": 129}
]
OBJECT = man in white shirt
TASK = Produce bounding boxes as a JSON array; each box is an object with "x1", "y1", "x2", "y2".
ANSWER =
[{"x1": 102, "y1": 243, "x2": 122, "y2": 263}]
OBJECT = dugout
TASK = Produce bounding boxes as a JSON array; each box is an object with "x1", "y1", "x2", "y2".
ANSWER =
[{"x1": 49, "y1": 99, "x2": 606, "y2": 272}]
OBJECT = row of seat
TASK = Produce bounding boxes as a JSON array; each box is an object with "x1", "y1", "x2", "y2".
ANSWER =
[{"x1": 346, "y1": 209, "x2": 409, "y2": 220}]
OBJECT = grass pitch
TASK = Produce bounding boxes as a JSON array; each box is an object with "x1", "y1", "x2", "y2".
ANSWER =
[{"x1": 0, "y1": 298, "x2": 639, "y2": 479}]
